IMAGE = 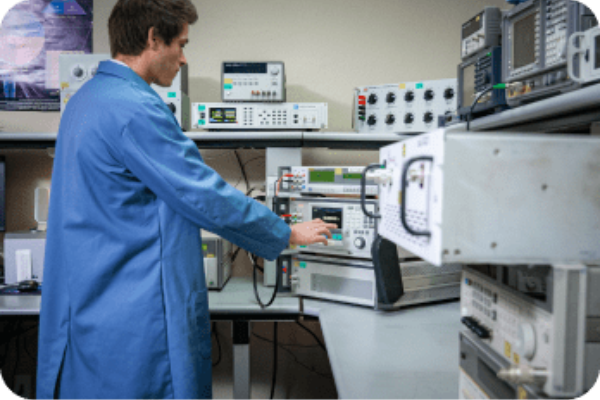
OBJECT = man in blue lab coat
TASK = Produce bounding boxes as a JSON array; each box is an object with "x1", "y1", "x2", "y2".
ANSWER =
[{"x1": 36, "y1": 0, "x2": 335, "y2": 398}]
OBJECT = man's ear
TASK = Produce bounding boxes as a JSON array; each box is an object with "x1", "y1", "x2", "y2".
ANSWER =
[{"x1": 147, "y1": 26, "x2": 159, "y2": 51}]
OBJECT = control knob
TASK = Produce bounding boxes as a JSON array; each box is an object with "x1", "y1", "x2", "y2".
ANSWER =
[
  {"x1": 367, "y1": 115, "x2": 377, "y2": 126},
  {"x1": 385, "y1": 114, "x2": 395, "y2": 125},
  {"x1": 424, "y1": 89, "x2": 434, "y2": 101},
  {"x1": 404, "y1": 91, "x2": 415, "y2": 102},
  {"x1": 404, "y1": 113, "x2": 414, "y2": 124},
  {"x1": 444, "y1": 88, "x2": 455, "y2": 100},
  {"x1": 354, "y1": 237, "x2": 366, "y2": 249},
  {"x1": 271, "y1": 68, "x2": 280, "y2": 76},
  {"x1": 516, "y1": 323, "x2": 537, "y2": 360},
  {"x1": 423, "y1": 112, "x2": 434, "y2": 124},
  {"x1": 167, "y1": 103, "x2": 176, "y2": 113},
  {"x1": 386, "y1": 92, "x2": 396, "y2": 104},
  {"x1": 72, "y1": 66, "x2": 85, "y2": 79},
  {"x1": 368, "y1": 93, "x2": 378, "y2": 105}
]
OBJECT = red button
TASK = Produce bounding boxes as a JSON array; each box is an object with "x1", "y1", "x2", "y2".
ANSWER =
[{"x1": 358, "y1": 101, "x2": 366, "y2": 105}]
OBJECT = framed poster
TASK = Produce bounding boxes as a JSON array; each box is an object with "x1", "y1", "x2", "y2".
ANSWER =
[{"x1": 0, "y1": 0, "x2": 93, "y2": 111}]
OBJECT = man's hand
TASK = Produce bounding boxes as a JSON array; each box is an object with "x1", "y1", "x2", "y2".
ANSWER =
[{"x1": 289, "y1": 219, "x2": 338, "y2": 246}]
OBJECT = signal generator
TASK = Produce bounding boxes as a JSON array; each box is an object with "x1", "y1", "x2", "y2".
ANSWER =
[
  {"x1": 192, "y1": 102, "x2": 328, "y2": 130},
  {"x1": 222, "y1": 62, "x2": 286, "y2": 102}
]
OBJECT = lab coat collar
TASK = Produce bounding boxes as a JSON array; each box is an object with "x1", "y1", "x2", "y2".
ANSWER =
[{"x1": 96, "y1": 60, "x2": 159, "y2": 98}]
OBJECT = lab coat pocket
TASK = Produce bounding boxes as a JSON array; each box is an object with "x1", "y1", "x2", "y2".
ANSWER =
[{"x1": 188, "y1": 290, "x2": 212, "y2": 361}]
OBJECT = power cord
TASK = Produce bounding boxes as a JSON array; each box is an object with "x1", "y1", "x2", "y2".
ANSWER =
[
  {"x1": 242, "y1": 155, "x2": 265, "y2": 169},
  {"x1": 270, "y1": 322, "x2": 278, "y2": 399},
  {"x1": 212, "y1": 322, "x2": 222, "y2": 367},
  {"x1": 233, "y1": 150, "x2": 265, "y2": 197},
  {"x1": 247, "y1": 251, "x2": 264, "y2": 273},
  {"x1": 295, "y1": 321, "x2": 327, "y2": 353},
  {"x1": 251, "y1": 331, "x2": 334, "y2": 380},
  {"x1": 252, "y1": 252, "x2": 279, "y2": 308},
  {"x1": 466, "y1": 83, "x2": 514, "y2": 131},
  {"x1": 231, "y1": 247, "x2": 242, "y2": 263},
  {"x1": 234, "y1": 150, "x2": 250, "y2": 194},
  {"x1": 250, "y1": 173, "x2": 295, "y2": 310}
]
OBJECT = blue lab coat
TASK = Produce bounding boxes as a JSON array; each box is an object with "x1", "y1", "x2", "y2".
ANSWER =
[{"x1": 37, "y1": 61, "x2": 291, "y2": 399}]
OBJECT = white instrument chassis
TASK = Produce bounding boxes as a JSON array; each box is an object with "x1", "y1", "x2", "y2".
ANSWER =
[
  {"x1": 376, "y1": 129, "x2": 600, "y2": 266},
  {"x1": 192, "y1": 102, "x2": 328, "y2": 130},
  {"x1": 278, "y1": 166, "x2": 378, "y2": 196},
  {"x1": 354, "y1": 79, "x2": 457, "y2": 134}
]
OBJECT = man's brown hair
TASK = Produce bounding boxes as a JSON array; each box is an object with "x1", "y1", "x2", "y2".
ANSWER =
[{"x1": 108, "y1": 0, "x2": 198, "y2": 58}]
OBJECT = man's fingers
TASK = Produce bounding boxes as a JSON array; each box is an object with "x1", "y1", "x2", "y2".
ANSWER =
[
  {"x1": 312, "y1": 226, "x2": 332, "y2": 239},
  {"x1": 316, "y1": 227, "x2": 333, "y2": 239},
  {"x1": 323, "y1": 223, "x2": 338, "y2": 230},
  {"x1": 313, "y1": 235, "x2": 329, "y2": 245}
]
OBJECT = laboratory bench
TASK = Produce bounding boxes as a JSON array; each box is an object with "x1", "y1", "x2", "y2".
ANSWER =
[{"x1": 0, "y1": 276, "x2": 461, "y2": 399}]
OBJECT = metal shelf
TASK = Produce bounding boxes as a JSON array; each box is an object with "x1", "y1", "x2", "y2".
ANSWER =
[
  {"x1": 303, "y1": 132, "x2": 408, "y2": 149},
  {"x1": 0, "y1": 133, "x2": 57, "y2": 149},
  {"x1": 0, "y1": 131, "x2": 404, "y2": 150},
  {"x1": 186, "y1": 131, "x2": 303, "y2": 148},
  {"x1": 446, "y1": 82, "x2": 600, "y2": 133}
]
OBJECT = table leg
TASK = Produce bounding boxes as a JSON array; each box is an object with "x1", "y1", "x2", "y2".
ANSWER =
[{"x1": 232, "y1": 320, "x2": 251, "y2": 399}]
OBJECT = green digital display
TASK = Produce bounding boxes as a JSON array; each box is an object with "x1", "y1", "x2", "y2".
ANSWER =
[
  {"x1": 343, "y1": 173, "x2": 362, "y2": 180},
  {"x1": 310, "y1": 170, "x2": 335, "y2": 183}
]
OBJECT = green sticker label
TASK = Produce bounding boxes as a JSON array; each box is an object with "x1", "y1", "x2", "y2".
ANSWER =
[
  {"x1": 198, "y1": 105, "x2": 206, "y2": 111},
  {"x1": 416, "y1": 83, "x2": 424, "y2": 89},
  {"x1": 168, "y1": 92, "x2": 176, "y2": 98},
  {"x1": 224, "y1": 84, "x2": 233, "y2": 90},
  {"x1": 199, "y1": 120, "x2": 206, "y2": 125},
  {"x1": 300, "y1": 262, "x2": 307, "y2": 268}
]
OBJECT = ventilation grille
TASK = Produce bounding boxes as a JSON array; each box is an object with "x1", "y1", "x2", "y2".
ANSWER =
[{"x1": 382, "y1": 203, "x2": 430, "y2": 248}]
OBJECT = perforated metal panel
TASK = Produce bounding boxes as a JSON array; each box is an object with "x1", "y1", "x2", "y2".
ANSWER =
[{"x1": 381, "y1": 203, "x2": 430, "y2": 249}]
